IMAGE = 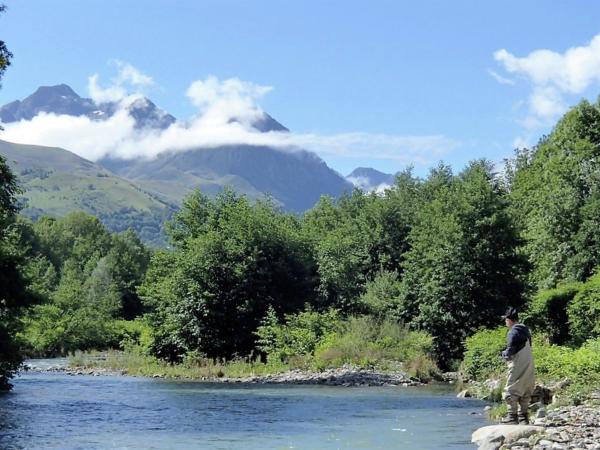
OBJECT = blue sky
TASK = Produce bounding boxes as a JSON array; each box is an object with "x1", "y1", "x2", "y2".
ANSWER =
[{"x1": 2, "y1": 1, "x2": 600, "y2": 176}]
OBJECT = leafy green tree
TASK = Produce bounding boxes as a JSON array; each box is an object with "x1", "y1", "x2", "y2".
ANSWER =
[
  {"x1": 358, "y1": 270, "x2": 403, "y2": 320},
  {"x1": 509, "y1": 100, "x2": 600, "y2": 288},
  {"x1": 0, "y1": 155, "x2": 34, "y2": 389},
  {"x1": 523, "y1": 283, "x2": 581, "y2": 345},
  {"x1": 400, "y1": 160, "x2": 526, "y2": 368},
  {"x1": 567, "y1": 272, "x2": 600, "y2": 345},
  {"x1": 106, "y1": 229, "x2": 150, "y2": 319},
  {"x1": 0, "y1": 5, "x2": 11, "y2": 93},
  {"x1": 141, "y1": 190, "x2": 318, "y2": 360},
  {"x1": 303, "y1": 192, "x2": 371, "y2": 310}
]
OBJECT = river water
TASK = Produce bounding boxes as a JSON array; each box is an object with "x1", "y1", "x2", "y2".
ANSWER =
[{"x1": 0, "y1": 371, "x2": 488, "y2": 450}]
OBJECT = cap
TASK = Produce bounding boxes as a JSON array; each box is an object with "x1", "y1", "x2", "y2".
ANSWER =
[{"x1": 502, "y1": 307, "x2": 518, "y2": 321}]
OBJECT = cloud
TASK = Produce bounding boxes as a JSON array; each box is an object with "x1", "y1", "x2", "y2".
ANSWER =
[
  {"x1": 2, "y1": 70, "x2": 459, "y2": 167},
  {"x1": 88, "y1": 60, "x2": 154, "y2": 104},
  {"x1": 186, "y1": 76, "x2": 272, "y2": 127},
  {"x1": 488, "y1": 69, "x2": 515, "y2": 86},
  {"x1": 494, "y1": 34, "x2": 600, "y2": 127}
]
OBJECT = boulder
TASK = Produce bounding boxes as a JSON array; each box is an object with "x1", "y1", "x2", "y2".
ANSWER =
[
  {"x1": 471, "y1": 425, "x2": 544, "y2": 450},
  {"x1": 457, "y1": 389, "x2": 472, "y2": 398}
]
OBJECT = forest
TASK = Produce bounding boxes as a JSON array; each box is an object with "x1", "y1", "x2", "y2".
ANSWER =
[{"x1": 2, "y1": 97, "x2": 600, "y2": 391}]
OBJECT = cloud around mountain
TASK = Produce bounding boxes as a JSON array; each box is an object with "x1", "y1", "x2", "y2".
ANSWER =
[{"x1": 1, "y1": 63, "x2": 459, "y2": 166}]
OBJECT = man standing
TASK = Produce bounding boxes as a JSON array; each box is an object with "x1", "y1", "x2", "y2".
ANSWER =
[{"x1": 500, "y1": 307, "x2": 535, "y2": 425}]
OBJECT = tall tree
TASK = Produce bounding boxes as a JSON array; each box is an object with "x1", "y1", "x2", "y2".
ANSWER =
[
  {"x1": 0, "y1": 5, "x2": 28, "y2": 390},
  {"x1": 141, "y1": 190, "x2": 318, "y2": 360},
  {"x1": 509, "y1": 100, "x2": 600, "y2": 288},
  {"x1": 400, "y1": 161, "x2": 526, "y2": 368},
  {"x1": 0, "y1": 156, "x2": 33, "y2": 389}
]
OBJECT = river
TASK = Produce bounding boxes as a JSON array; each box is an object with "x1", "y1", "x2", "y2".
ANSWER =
[{"x1": 0, "y1": 369, "x2": 488, "y2": 449}]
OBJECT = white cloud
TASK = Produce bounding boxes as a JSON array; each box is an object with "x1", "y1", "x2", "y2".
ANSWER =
[
  {"x1": 88, "y1": 61, "x2": 154, "y2": 104},
  {"x1": 512, "y1": 136, "x2": 531, "y2": 150},
  {"x1": 186, "y1": 76, "x2": 272, "y2": 127},
  {"x1": 2, "y1": 72, "x2": 459, "y2": 167},
  {"x1": 494, "y1": 34, "x2": 600, "y2": 127},
  {"x1": 4, "y1": 110, "x2": 137, "y2": 161},
  {"x1": 346, "y1": 176, "x2": 393, "y2": 193},
  {"x1": 488, "y1": 69, "x2": 515, "y2": 86}
]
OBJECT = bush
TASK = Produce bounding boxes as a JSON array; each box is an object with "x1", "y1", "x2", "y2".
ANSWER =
[
  {"x1": 533, "y1": 338, "x2": 600, "y2": 399},
  {"x1": 357, "y1": 270, "x2": 403, "y2": 319},
  {"x1": 111, "y1": 319, "x2": 153, "y2": 353},
  {"x1": 462, "y1": 327, "x2": 506, "y2": 381},
  {"x1": 255, "y1": 307, "x2": 341, "y2": 363},
  {"x1": 568, "y1": 272, "x2": 600, "y2": 345},
  {"x1": 313, "y1": 316, "x2": 437, "y2": 378},
  {"x1": 523, "y1": 282, "x2": 581, "y2": 344}
]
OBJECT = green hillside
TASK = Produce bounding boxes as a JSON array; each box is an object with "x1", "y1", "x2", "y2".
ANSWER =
[{"x1": 0, "y1": 140, "x2": 176, "y2": 245}]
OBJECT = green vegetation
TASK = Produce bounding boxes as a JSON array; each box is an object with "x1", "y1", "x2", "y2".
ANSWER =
[
  {"x1": 0, "y1": 154, "x2": 35, "y2": 390},
  {"x1": 15, "y1": 213, "x2": 150, "y2": 356},
  {"x1": 464, "y1": 327, "x2": 600, "y2": 400},
  {"x1": 3, "y1": 94, "x2": 600, "y2": 395},
  {"x1": 0, "y1": 139, "x2": 176, "y2": 246}
]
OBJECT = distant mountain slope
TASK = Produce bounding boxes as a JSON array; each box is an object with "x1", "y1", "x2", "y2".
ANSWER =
[
  {"x1": 0, "y1": 139, "x2": 176, "y2": 246},
  {"x1": 347, "y1": 167, "x2": 396, "y2": 191},
  {"x1": 101, "y1": 146, "x2": 352, "y2": 212}
]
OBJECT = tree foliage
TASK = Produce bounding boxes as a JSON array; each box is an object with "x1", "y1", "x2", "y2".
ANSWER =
[
  {"x1": 509, "y1": 100, "x2": 600, "y2": 288},
  {"x1": 140, "y1": 190, "x2": 318, "y2": 361},
  {"x1": 0, "y1": 155, "x2": 33, "y2": 390},
  {"x1": 399, "y1": 161, "x2": 526, "y2": 368}
]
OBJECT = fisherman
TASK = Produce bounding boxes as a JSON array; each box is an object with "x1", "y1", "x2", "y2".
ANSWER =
[{"x1": 500, "y1": 307, "x2": 535, "y2": 425}]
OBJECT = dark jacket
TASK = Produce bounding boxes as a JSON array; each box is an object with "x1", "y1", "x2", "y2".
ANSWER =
[{"x1": 501, "y1": 323, "x2": 532, "y2": 361}]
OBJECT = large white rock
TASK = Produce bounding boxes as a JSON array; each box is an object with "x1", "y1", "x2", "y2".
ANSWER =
[{"x1": 471, "y1": 425, "x2": 544, "y2": 450}]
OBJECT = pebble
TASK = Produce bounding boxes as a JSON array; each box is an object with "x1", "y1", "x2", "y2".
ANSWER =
[
  {"x1": 22, "y1": 363, "x2": 422, "y2": 387},
  {"x1": 526, "y1": 400, "x2": 600, "y2": 450}
]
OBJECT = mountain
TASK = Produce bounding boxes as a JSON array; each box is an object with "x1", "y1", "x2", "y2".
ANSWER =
[
  {"x1": 346, "y1": 167, "x2": 396, "y2": 191},
  {"x1": 0, "y1": 84, "x2": 176, "y2": 129},
  {"x1": 0, "y1": 84, "x2": 354, "y2": 237},
  {"x1": 0, "y1": 139, "x2": 176, "y2": 246},
  {"x1": 101, "y1": 145, "x2": 351, "y2": 212}
]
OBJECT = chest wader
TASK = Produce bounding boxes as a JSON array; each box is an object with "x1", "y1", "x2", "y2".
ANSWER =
[{"x1": 502, "y1": 340, "x2": 535, "y2": 424}]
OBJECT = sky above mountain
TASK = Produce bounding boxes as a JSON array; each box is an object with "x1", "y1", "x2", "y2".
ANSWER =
[{"x1": 2, "y1": 1, "x2": 600, "y2": 176}]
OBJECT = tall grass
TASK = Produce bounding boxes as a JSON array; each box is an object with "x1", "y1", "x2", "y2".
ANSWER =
[
  {"x1": 70, "y1": 316, "x2": 439, "y2": 381},
  {"x1": 70, "y1": 349, "x2": 293, "y2": 379},
  {"x1": 312, "y1": 316, "x2": 439, "y2": 379}
]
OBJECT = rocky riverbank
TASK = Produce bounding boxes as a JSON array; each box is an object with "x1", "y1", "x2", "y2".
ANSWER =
[
  {"x1": 23, "y1": 361, "x2": 423, "y2": 387},
  {"x1": 473, "y1": 394, "x2": 600, "y2": 450}
]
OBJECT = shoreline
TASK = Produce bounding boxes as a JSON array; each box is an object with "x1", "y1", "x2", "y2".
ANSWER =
[
  {"x1": 22, "y1": 363, "x2": 428, "y2": 387},
  {"x1": 472, "y1": 402, "x2": 600, "y2": 450}
]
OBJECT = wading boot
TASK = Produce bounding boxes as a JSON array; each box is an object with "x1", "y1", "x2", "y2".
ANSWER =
[
  {"x1": 500, "y1": 413, "x2": 519, "y2": 425},
  {"x1": 518, "y1": 413, "x2": 529, "y2": 425}
]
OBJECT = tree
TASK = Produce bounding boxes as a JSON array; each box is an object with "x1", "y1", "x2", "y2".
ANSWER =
[
  {"x1": 141, "y1": 190, "x2": 318, "y2": 360},
  {"x1": 0, "y1": 5, "x2": 11, "y2": 90},
  {"x1": 0, "y1": 156, "x2": 34, "y2": 389},
  {"x1": 509, "y1": 100, "x2": 600, "y2": 288},
  {"x1": 399, "y1": 161, "x2": 526, "y2": 368},
  {"x1": 105, "y1": 229, "x2": 150, "y2": 319}
]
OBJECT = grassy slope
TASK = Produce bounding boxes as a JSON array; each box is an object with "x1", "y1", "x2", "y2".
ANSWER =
[{"x1": 0, "y1": 139, "x2": 176, "y2": 245}]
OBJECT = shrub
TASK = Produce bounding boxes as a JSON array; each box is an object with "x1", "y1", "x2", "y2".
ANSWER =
[
  {"x1": 462, "y1": 327, "x2": 506, "y2": 381},
  {"x1": 523, "y1": 282, "x2": 581, "y2": 344},
  {"x1": 533, "y1": 337, "x2": 600, "y2": 399},
  {"x1": 568, "y1": 272, "x2": 600, "y2": 345},
  {"x1": 357, "y1": 270, "x2": 403, "y2": 319},
  {"x1": 313, "y1": 316, "x2": 437, "y2": 377},
  {"x1": 255, "y1": 307, "x2": 341, "y2": 363},
  {"x1": 111, "y1": 319, "x2": 153, "y2": 353}
]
